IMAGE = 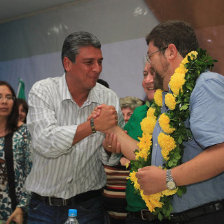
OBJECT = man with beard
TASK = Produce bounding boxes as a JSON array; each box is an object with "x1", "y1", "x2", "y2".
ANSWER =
[{"x1": 104, "y1": 21, "x2": 224, "y2": 223}]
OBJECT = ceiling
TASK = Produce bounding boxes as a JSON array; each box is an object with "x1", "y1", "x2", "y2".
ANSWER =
[{"x1": 0, "y1": 0, "x2": 75, "y2": 24}]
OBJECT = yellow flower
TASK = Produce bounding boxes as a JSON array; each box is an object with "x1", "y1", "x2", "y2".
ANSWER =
[
  {"x1": 129, "y1": 172, "x2": 164, "y2": 212},
  {"x1": 137, "y1": 133, "x2": 152, "y2": 160},
  {"x1": 165, "y1": 93, "x2": 176, "y2": 110},
  {"x1": 154, "y1": 89, "x2": 163, "y2": 107},
  {"x1": 187, "y1": 51, "x2": 198, "y2": 60},
  {"x1": 175, "y1": 63, "x2": 188, "y2": 74},
  {"x1": 158, "y1": 133, "x2": 176, "y2": 160},
  {"x1": 181, "y1": 57, "x2": 189, "y2": 65},
  {"x1": 141, "y1": 117, "x2": 156, "y2": 135},
  {"x1": 147, "y1": 107, "x2": 156, "y2": 119},
  {"x1": 135, "y1": 148, "x2": 149, "y2": 161},
  {"x1": 181, "y1": 51, "x2": 198, "y2": 66},
  {"x1": 162, "y1": 188, "x2": 178, "y2": 196},
  {"x1": 129, "y1": 171, "x2": 141, "y2": 190},
  {"x1": 169, "y1": 71, "x2": 186, "y2": 95},
  {"x1": 158, "y1": 113, "x2": 175, "y2": 134},
  {"x1": 141, "y1": 191, "x2": 163, "y2": 212},
  {"x1": 138, "y1": 133, "x2": 152, "y2": 153}
]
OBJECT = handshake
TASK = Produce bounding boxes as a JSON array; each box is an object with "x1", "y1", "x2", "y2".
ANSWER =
[
  {"x1": 87, "y1": 104, "x2": 119, "y2": 133},
  {"x1": 87, "y1": 104, "x2": 131, "y2": 157}
]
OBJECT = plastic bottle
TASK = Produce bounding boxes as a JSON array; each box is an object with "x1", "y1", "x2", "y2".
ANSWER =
[{"x1": 64, "y1": 209, "x2": 79, "y2": 224}]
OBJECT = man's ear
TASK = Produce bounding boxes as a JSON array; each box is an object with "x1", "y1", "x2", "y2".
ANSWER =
[
  {"x1": 166, "y1": 44, "x2": 178, "y2": 61},
  {"x1": 63, "y1": 57, "x2": 73, "y2": 72}
]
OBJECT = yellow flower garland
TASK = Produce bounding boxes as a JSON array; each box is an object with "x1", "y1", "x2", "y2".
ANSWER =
[
  {"x1": 154, "y1": 89, "x2": 163, "y2": 106},
  {"x1": 128, "y1": 49, "x2": 216, "y2": 219},
  {"x1": 165, "y1": 93, "x2": 176, "y2": 110}
]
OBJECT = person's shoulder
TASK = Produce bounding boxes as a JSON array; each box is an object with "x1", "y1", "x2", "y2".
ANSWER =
[
  {"x1": 192, "y1": 71, "x2": 224, "y2": 94},
  {"x1": 13, "y1": 124, "x2": 30, "y2": 142},
  {"x1": 133, "y1": 104, "x2": 148, "y2": 113},
  {"x1": 196, "y1": 71, "x2": 224, "y2": 85},
  {"x1": 31, "y1": 75, "x2": 62, "y2": 91},
  {"x1": 191, "y1": 71, "x2": 224, "y2": 103},
  {"x1": 16, "y1": 124, "x2": 29, "y2": 135},
  {"x1": 94, "y1": 83, "x2": 118, "y2": 98}
]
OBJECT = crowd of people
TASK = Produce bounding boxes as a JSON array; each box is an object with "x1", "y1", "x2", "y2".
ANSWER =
[{"x1": 0, "y1": 20, "x2": 224, "y2": 224}]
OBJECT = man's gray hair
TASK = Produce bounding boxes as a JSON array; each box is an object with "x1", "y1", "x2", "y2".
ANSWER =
[{"x1": 61, "y1": 31, "x2": 101, "y2": 65}]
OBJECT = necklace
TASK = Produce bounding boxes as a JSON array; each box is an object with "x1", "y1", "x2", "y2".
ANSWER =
[{"x1": 129, "y1": 48, "x2": 216, "y2": 220}]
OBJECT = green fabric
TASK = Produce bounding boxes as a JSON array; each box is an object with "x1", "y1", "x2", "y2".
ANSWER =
[
  {"x1": 124, "y1": 103, "x2": 151, "y2": 212},
  {"x1": 17, "y1": 79, "x2": 26, "y2": 100}
]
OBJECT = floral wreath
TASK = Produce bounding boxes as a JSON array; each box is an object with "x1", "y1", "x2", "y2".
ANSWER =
[{"x1": 129, "y1": 49, "x2": 216, "y2": 220}]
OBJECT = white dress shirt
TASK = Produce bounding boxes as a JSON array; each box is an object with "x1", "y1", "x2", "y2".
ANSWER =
[{"x1": 25, "y1": 74, "x2": 124, "y2": 199}]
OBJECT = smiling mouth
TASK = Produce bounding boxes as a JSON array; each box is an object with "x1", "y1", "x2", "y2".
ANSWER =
[{"x1": 146, "y1": 87, "x2": 155, "y2": 90}]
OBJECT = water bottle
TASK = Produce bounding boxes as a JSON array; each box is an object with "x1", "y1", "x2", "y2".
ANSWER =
[{"x1": 64, "y1": 209, "x2": 79, "y2": 224}]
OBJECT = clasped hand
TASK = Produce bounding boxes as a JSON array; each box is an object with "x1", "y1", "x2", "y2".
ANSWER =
[
  {"x1": 88, "y1": 104, "x2": 118, "y2": 133},
  {"x1": 136, "y1": 166, "x2": 167, "y2": 195}
]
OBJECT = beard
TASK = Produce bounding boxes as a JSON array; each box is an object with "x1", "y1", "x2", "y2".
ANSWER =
[{"x1": 150, "y1": 67, "x2": 163, "y2": 90}]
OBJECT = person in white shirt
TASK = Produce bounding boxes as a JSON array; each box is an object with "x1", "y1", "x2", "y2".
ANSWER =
[{"x1": 25, "y1": 31, "x2": 124, "y2": 224}]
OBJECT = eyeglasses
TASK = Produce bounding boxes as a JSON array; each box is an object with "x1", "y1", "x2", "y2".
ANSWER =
[
  {"x1": 0, "y1": 95, "x2": 15, "y2": 102},
  {"x1": 146, "y1": 47, "x2": 167, "y2": 64}
]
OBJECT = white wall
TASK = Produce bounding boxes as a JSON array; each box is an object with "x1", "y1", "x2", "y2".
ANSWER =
[{"x1": 0, "y1": 0, "x2": 159, "y2": 100}]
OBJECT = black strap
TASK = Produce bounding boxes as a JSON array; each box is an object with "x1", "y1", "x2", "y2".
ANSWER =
[{"x1": 4, "y1": 132, "x2": 17, "y2": 211}]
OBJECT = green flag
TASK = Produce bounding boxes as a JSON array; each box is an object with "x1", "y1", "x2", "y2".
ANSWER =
[{"x1": 17, "y1": 79, "x2": 26, "y2": 100}]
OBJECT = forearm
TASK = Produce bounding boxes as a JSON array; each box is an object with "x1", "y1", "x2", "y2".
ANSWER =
[
  {"x1": 109, "y1": 126, "x2": 138, "y2": 160},
  {"x1": 73, "y1": 120, "x2": 93, "y2": 144},
  {"x1": 172, "y1": 142, "x2": 224, "y2": 186}
]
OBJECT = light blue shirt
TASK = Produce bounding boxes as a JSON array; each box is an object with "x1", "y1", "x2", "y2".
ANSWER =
[{"x1": 152, "y1": 71, "x2": 224, "y2": 213}]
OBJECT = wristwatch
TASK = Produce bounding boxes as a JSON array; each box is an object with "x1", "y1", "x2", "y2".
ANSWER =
[
  {"x1": 90, "y1": 118, "x2": 96, "y2": 133},
  {"x1": 166, "y1": 169, "x2": 177, "y2": 190}
]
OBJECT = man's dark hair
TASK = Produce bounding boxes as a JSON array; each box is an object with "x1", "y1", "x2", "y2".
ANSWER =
[
  {"x1": 0, "y1": 81, "x2": 19, "y2": 132},
  {"x1": 61, "y1": 31, "x2": 101, "y2": 68},
  {"x1": 146, "y1": 20, "x2": 199, "y2": 57},
  {"x1": 97, "y1": 79, "x2": 110, "y2": 88}
]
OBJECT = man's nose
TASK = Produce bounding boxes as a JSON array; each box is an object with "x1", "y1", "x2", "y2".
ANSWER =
[{"x1": 92, "y1": 62, "x2": 102, "y2": 72}]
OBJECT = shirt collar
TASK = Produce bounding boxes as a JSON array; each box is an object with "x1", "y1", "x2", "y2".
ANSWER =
[
  {"x1": 59, "y1": 74, "x2": 72, "y2": 101},
  {"x1": 59, "y1": 74, "x2": 102, "y2": 105}
]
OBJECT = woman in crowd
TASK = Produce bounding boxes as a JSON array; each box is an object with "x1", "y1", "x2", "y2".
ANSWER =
[
  {"x1": 17, "y1": 98, "x2": 28, "y2": 123},
  {"x1": 0, "y1": 81, "x2": 32, "y2": 224},
  {"x1": 120, "y1": 96, "x2": 143, "y2": 123}
]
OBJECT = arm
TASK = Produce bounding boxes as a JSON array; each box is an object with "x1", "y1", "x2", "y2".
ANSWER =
[
  {"x1": 28, "y1": 81, "x2": 117, "y2": 158},
  {"x1": 73, "y1": 104, "x2": 118, "y2": 144},
  {"x1": 89, "y1": 105, "x2": 137, "y2": 160},
  {"x1": 136, "y1": 143, "x2": 224, "y2": 195},
  {"x1": 106, "y1": 105, "x2": 149, "y2": 160},
  {"x1": 9, "y1": 126, "x2": 31, "y2": 224},
  {"x1": 106, "y1": 125, "x2": 138, "y2": 161}
]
